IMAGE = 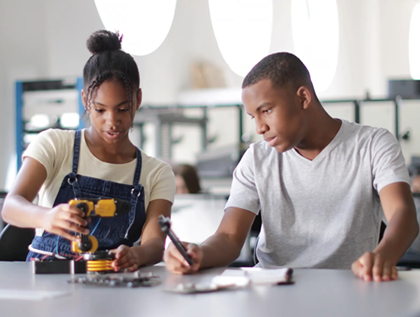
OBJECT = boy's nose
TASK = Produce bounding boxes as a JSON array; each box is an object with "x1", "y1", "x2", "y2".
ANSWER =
[{"x1": 256, "y1": 120, "x2": 268, "y2": 135}]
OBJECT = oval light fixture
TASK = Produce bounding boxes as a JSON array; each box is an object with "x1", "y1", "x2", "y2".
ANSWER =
[
  {"x1": 291, "y1": 0, "x2": 339, "y2": 92},
  {"x1": 94, "y1": 0, "x2": 177, "y2": 56},
  {"x1": 409, "y1": 3, "x2": 420, "y2": 79},
  {"x1": 208, "y1": 0, "x2": 273, "y2": 77}
]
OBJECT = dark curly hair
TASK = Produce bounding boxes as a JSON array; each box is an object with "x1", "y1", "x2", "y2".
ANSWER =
[
  {"x1": 242, "y1": 52, "x2": 315, "y2": 94},
  {"x1": 83, "y1": 30, "x2": 140, "y2": 118}
]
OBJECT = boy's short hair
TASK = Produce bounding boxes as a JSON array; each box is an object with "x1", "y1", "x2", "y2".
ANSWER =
[{"x1": 242, "y1": 52, "x2": 314, "y2": 92}]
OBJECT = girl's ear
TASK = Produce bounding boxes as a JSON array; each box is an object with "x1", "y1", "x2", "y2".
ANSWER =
[
  {"x1": 81, "y1": 89, "x2": 87, "y2": 111},
  {"x1": 136, "y1": 88, "x2": 142, "y2": 111}
]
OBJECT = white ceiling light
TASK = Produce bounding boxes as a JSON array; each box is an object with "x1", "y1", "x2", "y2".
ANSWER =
[
  {"x1": 94, "y1": 0, "x2": 177, "y2": 56},
  {"x1": 291, "y1": 0, "x2": 339, "y2": 92},
  {"x1": 61, "y1": 113, "x2": 80, "y2": 129},
  {"x1": 28, "y1": 114, "x2": 50, "y2": 129},
  {"x1": 208, "y1": 0, "x2": 273, "y2": 77}
]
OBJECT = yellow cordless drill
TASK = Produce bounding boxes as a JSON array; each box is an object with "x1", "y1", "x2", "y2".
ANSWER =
[{"x1": 68, "y1": 198, "x2": 131, "y2": 272}]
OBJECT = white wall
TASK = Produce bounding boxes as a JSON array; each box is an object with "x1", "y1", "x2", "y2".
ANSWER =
[
  {"x1": 0, "y1": 0, "x2": 49, "y2": 190},
  {"x1": 0, "y1": 0, "x2": 419, "y2": 189},
  {"x1": 380, "y1": 0, "x2": 414, "y2": 82},
  {"x1": 45, "y1": 0, "x2": 100, "y2": 78}
]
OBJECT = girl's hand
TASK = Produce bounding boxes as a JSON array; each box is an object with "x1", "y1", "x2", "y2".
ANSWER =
[
  {"x1": 42, "y1": 203, "x2": 89, "y2": 242},
  {"x1": 111, "y1": 245, "x2": 140, "y2": 272}
]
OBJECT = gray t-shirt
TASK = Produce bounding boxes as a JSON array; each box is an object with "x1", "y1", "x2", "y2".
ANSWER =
[{"x1": 225, "y1": 120, "x2": 409, "y2": 269}]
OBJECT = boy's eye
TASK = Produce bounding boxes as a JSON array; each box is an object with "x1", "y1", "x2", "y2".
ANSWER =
[{"x1": 262, "y1": 109, "x2": 272, "y2": 114}]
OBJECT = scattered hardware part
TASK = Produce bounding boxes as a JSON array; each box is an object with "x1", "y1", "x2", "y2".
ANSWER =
[
  {"x1": 163, "y1": 283, "x2": 220, "y2": 294},
  {"x1": 68, "y1": 271, "x2": 161, "y2": 288}
]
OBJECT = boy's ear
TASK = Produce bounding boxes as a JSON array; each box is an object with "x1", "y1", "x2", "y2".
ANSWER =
[{"x1": 296, "y1": 86, "x2": 312, "y2": 109}]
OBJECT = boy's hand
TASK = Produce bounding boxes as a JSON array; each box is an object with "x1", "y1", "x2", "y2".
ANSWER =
[
  {"x1": 351, "y1": 252, "x2": 398, "y2": 282},
  {"x1": 164, "y1": 242, "x2": 202, "y2": 274},
  {"x1": 111, "y1": 245, "x2": 140, "y2": 272}
]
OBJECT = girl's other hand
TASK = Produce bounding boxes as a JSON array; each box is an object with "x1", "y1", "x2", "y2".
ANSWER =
[{"x1": 111, "y1": 245, "x2": 140, "y2": 272}]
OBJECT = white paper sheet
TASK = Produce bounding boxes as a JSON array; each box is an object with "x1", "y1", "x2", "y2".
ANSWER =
[
  {"x1": 0, "y1": 289, "x2": 70, "y2": 301},
  {"x1": 212, "y1": 267, "x2": 292, "y2": 286}
]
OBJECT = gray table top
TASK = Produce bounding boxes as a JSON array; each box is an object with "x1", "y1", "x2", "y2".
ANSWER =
[{"x1": 0, "y1": 262, "x2": 419, "y2": 317}]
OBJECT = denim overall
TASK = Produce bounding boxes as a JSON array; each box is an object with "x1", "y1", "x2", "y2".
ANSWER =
[{"x1": 27, "y1": 130, "x2": 146, "y2": 260}]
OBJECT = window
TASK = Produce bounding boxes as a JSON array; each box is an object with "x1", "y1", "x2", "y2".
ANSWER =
[
  {"x1": 208, "y1": 0, "x2": 273, "y2": 77},
  {"x1": 409, "y1": 3, "x2": 420, "y2": 79},
  {"x1": 291, "y1": 0, "x2": 339, "y2": 91},
  {"x1": 94, "y1": 0, "x2": 177, "y2": 56}
]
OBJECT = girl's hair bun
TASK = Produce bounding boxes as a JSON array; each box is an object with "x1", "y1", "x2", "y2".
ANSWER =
[{"x1": 86, "y1": 30, "x2": 122, "y2": 54}]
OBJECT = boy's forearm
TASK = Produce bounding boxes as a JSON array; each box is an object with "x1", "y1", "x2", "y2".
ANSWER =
[
  {"x1": 374, "y1": 210, "x2": 419, "y2": 264},
  {"x1": 199, "y1": 233, "x2": 243, "y2": 269}
]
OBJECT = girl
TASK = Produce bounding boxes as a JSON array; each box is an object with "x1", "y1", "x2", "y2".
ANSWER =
[
  {"x1": 173, "y1": 164, "x2": 201, "y2": 194},
  {"x1": 1, "y1": 30, "x2": 175, "y2": 272}
]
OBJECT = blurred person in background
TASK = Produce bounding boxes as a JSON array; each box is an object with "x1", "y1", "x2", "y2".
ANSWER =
[{"x1": 173, "y1": 164, "x2": 201, "y2": 194}]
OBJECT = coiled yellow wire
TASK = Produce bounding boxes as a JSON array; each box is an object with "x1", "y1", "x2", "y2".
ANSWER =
[{"x1": 86, "y1": 260, "x2": 113, "y2": 272}]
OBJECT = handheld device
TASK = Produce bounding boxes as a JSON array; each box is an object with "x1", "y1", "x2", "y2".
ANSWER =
[
  {"x1": 69, "y1": 198, "x2": 130, "y2": 253},
  {"x1": 31, "y1": 198, "x2": 131, "y2": 274},
  {"x1": 158, "y1": 215, "x2": 194, "y2": 266},
  {"x1": 69, "y1": 198, "x2": 130, "y2": 273}
]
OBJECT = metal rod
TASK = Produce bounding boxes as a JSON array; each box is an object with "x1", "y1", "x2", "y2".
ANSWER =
[
  {"x1": 202, "y1": 107, "x2": 208, "y2": 151},
  {"x1": 394, "y1": 96, "x2": 401, "y2": 139},
  {"x1": 354, "y1": 100, "x2": 361, "y2": 124},
  {"x1": 238, "y1": 105, "x2": 244, "y2": 145},
  {"x1": 15, "y1": 81, "x2": 23, "y2": 172}
]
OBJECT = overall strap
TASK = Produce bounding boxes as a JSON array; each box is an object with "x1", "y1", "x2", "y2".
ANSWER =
[
  {"x1": 72, "y1": 130, "x2": 82, "y2": 174},
  {"x1": 132, "y1": 148, "x2": 142, "y2": 186},
  {"x1": 68, "y1": 130, "x2": 82, "y2": 197}
]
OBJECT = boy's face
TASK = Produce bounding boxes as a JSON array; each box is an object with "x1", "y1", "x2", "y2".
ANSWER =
[{"x1": 242, "y1": 79, "x2": 307, "y2": 153}]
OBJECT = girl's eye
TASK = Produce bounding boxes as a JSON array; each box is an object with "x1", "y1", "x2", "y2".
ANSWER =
[
  {"x1": 119, "y1": 108, "x2": 129, "y2": 112},
  {"x1": 94, "y1": 108, "x2": 105, "y2": 113}
]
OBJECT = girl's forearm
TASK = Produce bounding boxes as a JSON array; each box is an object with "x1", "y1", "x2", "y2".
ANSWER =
[
  {"x1": 133, "y1": 237, "x2": 165, "y2": 267},
  {"x1": 2, "y1": 194, "x2": 47, "y2": 229}
]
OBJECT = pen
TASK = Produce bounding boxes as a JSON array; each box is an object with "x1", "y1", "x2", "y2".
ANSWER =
[{"x1": 158, "y1": 215, "x2": 194, "y2": 266}]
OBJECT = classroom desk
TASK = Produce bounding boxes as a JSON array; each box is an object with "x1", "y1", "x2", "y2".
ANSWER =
[{"x1": 0, "y1": 262, "x2": 420, "y2": 317}]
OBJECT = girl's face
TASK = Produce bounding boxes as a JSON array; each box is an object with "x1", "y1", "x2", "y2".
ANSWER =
[
  {"x1": 175, "y1": 175, "x2": 189, "y2": 194},
  {"x1": 82, "y1": 80, "x2": 141, "y2": 145}
]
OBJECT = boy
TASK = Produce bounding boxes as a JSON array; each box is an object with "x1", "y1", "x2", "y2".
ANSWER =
[{"x1": 164, "y1": 52, "x2": 419, "y2": 282}]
